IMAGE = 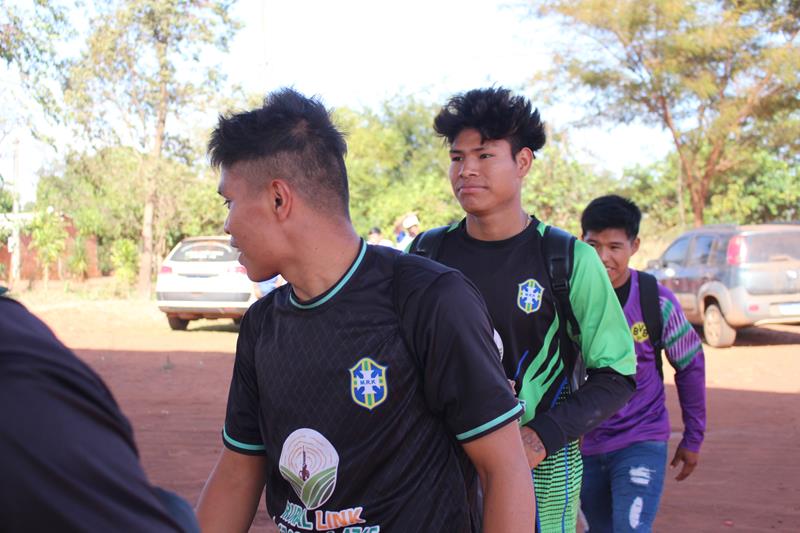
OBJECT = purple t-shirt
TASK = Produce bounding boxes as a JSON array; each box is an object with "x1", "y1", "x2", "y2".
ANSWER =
[{"x1": 581, "y1": 269, "x2": 706, "y2": 455}]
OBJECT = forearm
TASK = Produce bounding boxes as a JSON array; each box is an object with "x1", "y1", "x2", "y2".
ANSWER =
[
  {"x1": 196, "y1": 449, "x2": 267, "y2": 533},
  {"x1": 529, "y1": 368, "x2": 635, "y2": 454},
  {"x1": 463, "y1": 422, "x2": 535, "y2": 532},
  {"x1": 480, "y1": 462, "x2": 536, "y2": 532},
  {"x1": 674, "y1": 356, "x2": 707, "y2": 451}
]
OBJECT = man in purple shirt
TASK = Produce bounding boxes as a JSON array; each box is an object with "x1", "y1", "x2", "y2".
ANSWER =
[{"x1": 579, "y1": 195, "x2": 707, "y2": 532}]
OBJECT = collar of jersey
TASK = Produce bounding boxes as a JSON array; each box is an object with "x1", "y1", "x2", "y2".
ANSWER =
[
  {"x1": 288, "y1": 239, "x2": 367, "y2": 310},
  {"x1": 458, "y1": 215, "x2": 543, "y2": 247}
]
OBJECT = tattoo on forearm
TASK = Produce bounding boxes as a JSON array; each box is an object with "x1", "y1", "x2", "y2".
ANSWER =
[{"x1": 523, "y1": 431, "x2": 545, "y2": 454}]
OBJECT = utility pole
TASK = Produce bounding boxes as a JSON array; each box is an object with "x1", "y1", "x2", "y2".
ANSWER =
[{"x1": 10, "y1": 136, "x2": 21, "y2": 286}]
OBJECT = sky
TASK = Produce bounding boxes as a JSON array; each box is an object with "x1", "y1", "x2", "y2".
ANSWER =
[{"x1": 0, "y1": 0, "x2": 672, "y2": 206}]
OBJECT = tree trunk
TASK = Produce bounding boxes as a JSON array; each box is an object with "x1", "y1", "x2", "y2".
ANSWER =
[
  {"x1": 690, "y1": 183, "x2": 705, "y2": 228},
  {"x1": 136, "y1": 38, "x2": 170, "y2": 297},
  {"x1": 137, "y1": 195, "x2": 155, "y2": 295}
]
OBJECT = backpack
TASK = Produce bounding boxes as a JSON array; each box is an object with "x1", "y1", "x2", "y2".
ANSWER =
[
  {"x1": 637, "y1": 270, "x2": 665, "y2": 379},
  {"x1": 409, "y1": 224, "x2": 586, "y2": 390},
  {"x1": 408, "y1": 224, "x2": 666, "y2": 388}
]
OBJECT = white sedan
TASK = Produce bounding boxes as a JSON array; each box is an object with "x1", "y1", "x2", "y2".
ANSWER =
[{"x1": 155, "y1": 236, "x2": 263, "y2": 330}]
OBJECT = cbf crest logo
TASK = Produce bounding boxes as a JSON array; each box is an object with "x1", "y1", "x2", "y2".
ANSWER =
[
  {"x1": 350, "y1": 357, "x2": 388, "y2": 410},
  {"x1": 517, "y1": 279, "x2": 545, "y2": 314}
]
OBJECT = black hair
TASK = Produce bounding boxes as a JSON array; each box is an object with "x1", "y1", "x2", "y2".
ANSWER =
[
  {"x1": 208, "y1": 88, "x2": 349, "y2": 217},
  {"x1": 368, "y1": 227, "x2": 381, "y2": 235},
  {"x1": 581, "y1": 194, "x2": 642, "y2": 240},
  {"x1": 433, "y1": 87, "x2": 546, "y2": 156}
]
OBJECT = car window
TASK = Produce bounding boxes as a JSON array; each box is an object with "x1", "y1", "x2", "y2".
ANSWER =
[
  {"x1": 744, "y1": 232, "x2": 800, "y2": 262},
  {"x1": 710, "y1": 236, "x2": 730, "y2": 265},
  {"x1": 688, "y1": 235, "x2": 715, "y2": 265},
  {"x1": 662, "y1": 237, "x2": 690, "y2": 265},
  {"x1": 170, "y1": 241, "x2": 239, "y2": 262}
]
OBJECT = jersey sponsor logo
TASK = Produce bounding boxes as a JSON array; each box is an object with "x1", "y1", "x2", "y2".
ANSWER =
[
  {"x1": 631, "y1": 321, "x2": 650, "y2": 343},
  {"x1": 517, "y1": 279, "x2": 544, "y2": 314},
  {"x1": 279, "y1": 428, "x2": 339, "y2": 510},
  {"x1": 349, "y1": 357, "x2": 388, "y2": 410},
  {"x1": 278, "y1": 501, "x2": 378, "y2": 532}
]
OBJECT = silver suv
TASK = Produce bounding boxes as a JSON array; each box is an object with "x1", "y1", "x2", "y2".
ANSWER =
[{"x1": 647, "y1": 224, "x2": 800, "y2": 347}]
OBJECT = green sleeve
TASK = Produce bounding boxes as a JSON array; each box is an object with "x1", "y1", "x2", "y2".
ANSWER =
[{"x1": 568, "y1": 240, "x2": 636, "y2": 375}]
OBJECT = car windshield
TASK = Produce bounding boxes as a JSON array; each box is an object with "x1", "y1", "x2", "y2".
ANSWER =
[
  {"x1": 171, "y1": 241, "x2": 239, "y2": 262},
  {"x1": 744, "y1": 232, "x2": 800, "y2": 262}
]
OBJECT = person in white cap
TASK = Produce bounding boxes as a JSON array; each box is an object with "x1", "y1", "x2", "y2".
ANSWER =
[{"x1": 397, "y1": 213, "x2": 420, "y2": 250}]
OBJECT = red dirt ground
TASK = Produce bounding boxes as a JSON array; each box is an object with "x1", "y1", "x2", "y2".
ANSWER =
[{"x1": 22, "y1": 296, "x2": 800, "y2": 532}]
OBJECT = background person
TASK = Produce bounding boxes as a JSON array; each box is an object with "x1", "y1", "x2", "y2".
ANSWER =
[
  {"x1": 579, "y1": 194, "x2": 706, "y2": 532},
  {"x1": 397, "y1": 213, "x2": 421, "y2": 250}
]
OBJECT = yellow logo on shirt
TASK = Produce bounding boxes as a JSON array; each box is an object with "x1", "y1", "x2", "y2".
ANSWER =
[{"x1": 631, "y1": 321, "x2": 650, "y2": 343}]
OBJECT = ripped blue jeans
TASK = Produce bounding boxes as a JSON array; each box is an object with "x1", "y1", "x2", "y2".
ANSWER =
[{"x1": 580, "y1": 440, "x2": 667, "y2": 532}]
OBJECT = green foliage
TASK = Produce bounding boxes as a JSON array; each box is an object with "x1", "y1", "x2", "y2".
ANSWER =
[
  {"x1": 110, "y1": 238, "x2": 139, "y2": 286},
  {"x1": 531, "y1": 0, "x2": 800, "y2": 225},
  {"x1": 29, "y1": 208, "x2": 67, "y2": 282},
  {"x1": 1, "y1": 0, "x2": 71, "y2": 116},
  {"x1": 68, "y1": 236, "x2": 89, "y2": 280},
  {"x1": 0, "y1": 179, "x2": 13, "y2": 213},
  {"x1": 336, "y1": 97, "x2": 460, "y2": 241},
  {"x1": 523, "y1": 131, "x2": 617, "y2": 235},
  {"x1": 37, "y1": 147, "x2": 144, "y2": 241},
  {"x1": 706, "y1": 150, "x2": 800, "y2": 224}
]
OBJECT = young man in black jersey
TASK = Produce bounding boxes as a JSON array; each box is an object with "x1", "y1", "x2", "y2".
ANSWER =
[
  {"x1": 196, "y1": 88, "x2": 535, "y2": 533},
  {"x1": 411, "y1": 87, "x2": 637, "y2": 532}
]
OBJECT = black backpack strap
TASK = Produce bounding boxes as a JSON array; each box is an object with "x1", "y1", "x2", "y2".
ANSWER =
[
  {"x1": 407, "y1": 225, "x2": 449, "y2": 260},
  {"x1": 542, "y1": 225, "x2": 583, "y2": 390},
  {"x1": 637, "y1": 270, "x2": 665, "y2": 379}
]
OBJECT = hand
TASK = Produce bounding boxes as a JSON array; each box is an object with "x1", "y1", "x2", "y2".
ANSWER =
[
  {"x1": 519, "y1": 426, "x2": 546, "y2": 468},
  {"x1": 670, "y1": 447, "x2": 699, "y2": 481}
]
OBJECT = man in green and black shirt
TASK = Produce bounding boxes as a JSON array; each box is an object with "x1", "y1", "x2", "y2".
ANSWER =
[{"x1": 412, "y1": 87, "x2": 637, "y2": 532}]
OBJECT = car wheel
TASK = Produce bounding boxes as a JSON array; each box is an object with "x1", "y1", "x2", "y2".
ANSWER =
[
  {"x1": 703, "y1": 303, "x2": 736, "y2": 348},
  {"x1": 167, "y1": 316, "x2": 189, "y2": 331}
]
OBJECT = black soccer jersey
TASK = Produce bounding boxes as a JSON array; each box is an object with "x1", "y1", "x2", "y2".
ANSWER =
[
  {"x1": 431, "y1": 218, "x2": 636, "y2": 445},
  {"x1": 223, "y1": 241, "x2": 522, "y2": 533}
]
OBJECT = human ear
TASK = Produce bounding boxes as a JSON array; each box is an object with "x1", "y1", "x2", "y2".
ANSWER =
[
  {"x1": 270, "y1": 179, "x2": 292, "y2": 220},
  {"x1": 515, "y1": 147, "x2": 533, "y2": 176}
]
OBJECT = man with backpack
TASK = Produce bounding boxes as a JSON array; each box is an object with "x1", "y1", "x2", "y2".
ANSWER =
[
  {"x1": 409, "y1": 87, "x2": 636, "y2": 532},
  {"x1": 579, "y1": 195, "x2": 706, "y2": 532},
  {"x1": 196, "y1": 88, "x2": 535, "y2": 532}
]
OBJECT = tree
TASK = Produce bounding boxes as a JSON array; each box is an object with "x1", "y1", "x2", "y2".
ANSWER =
[
  {"x1": 337, "y1": 97, "x2": 460, "y2": 239},
  {"x1": 1, "y1": 0, "x2": 70, "y2": 117},
  {"x1": 29, "y1": 207, "x2": 67, "y2": 290},
  {"x1": 64, "y1": 0, "x2": 238, "y2": 294},
  {"x1": 338, "y1": 97, "x2": 615, "y2": 240},
  {"x1": 531, "y1": 0, "x2": 800, "y2": 226},
  {"x1": 705, "y1": 149, "x2": 800, "y2": 224},
  {"x1": 522, "y1": 130, "x2": 617, "y2": 235}
]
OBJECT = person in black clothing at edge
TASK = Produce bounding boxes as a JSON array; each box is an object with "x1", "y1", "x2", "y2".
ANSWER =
[
  {"x1": 408, "y1": 87, "x2": 637, "y2": 532},
  {"x1": 195, "y1": 88, "x2": 535, "y2": 533},
  {"x1": 0, "y1": 291, "x2": 199, "y2": 532}
]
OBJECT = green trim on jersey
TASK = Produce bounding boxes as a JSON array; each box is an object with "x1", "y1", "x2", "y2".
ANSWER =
[
  {"x1": 519, "y1": 320, "x2": 562, "y2": 426},
  {"x1": 289, "y1": 240, "x2": 367, "y2": 309},
  {"x1": 568, "y1": 240, "x2": 637, "y2": 375},
  {"x1": 456, "y1": 402, "x2": 524, "y2": 441},
  {"x1": 223, "y1": 426, "x2": 265, "y2": 451}
]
